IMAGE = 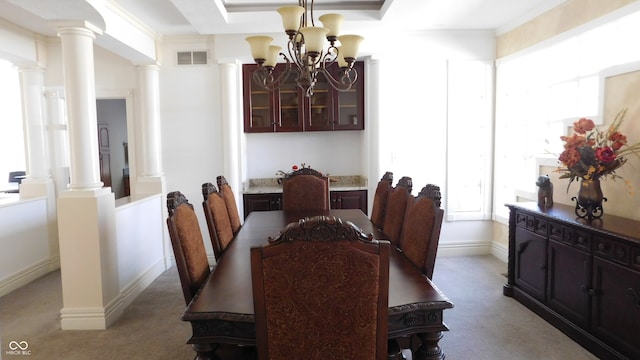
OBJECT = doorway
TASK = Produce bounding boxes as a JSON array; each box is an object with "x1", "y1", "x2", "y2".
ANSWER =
[{"x1": 96, "y1": 98, "x2": 129, "y2": 199}]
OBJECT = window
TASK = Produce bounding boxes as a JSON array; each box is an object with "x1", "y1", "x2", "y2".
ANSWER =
[{"x1": 446, "y1": 60, "x2": 493, "y2": 221}]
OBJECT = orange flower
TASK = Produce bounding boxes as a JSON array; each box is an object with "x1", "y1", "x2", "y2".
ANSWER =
[
  {"x1": 559, "y1": 148, "x2": 580, "y2": 168},
  {"x1": 573, "y1": 118, "x2": 595, "y2": 134},
  {"x1": 560, "y1": 134, "x2": 587, "y2": 149},
  {"x1": 608, "y1": 131, "x2": 627, "y2": 151}
]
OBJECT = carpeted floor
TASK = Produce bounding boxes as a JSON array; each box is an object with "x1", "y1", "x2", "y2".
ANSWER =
[{"x1": 0, "y1": 255, "x2": 599, "y2": 359}]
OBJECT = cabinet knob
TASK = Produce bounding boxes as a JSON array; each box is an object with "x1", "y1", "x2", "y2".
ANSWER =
[
  {"x1": 598, "y1": 243, "x2": 606, "y2": 251},
  {"x1": 580, "y1": 285, "x2": 594, "y2": 295},
  {"x1": 577, "y1": 236, "x2": 584, "y2": 244}
]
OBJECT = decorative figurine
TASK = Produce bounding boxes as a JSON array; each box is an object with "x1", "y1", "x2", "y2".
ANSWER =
[{"x1": 536, "y1": 175, "x2": 554, "y2": 208}]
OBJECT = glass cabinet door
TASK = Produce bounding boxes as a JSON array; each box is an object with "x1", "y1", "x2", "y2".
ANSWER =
[
  {"x1": 305, "y1": 73, "x2": 334, "y2": 131},
  {"x1": 334, "y1": 61, "x2": 364, "y2": 130},
  {"x1": 243, "y1": 64, "x2": 276, "y2": 132},
  {"x1": 276, "y1": 65, "x2": 303, "y2": 132}
]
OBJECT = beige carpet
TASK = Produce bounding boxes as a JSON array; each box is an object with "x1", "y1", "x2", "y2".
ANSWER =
[{"x1": 0, "y1": 255, "x2": 598, "y2": 359}]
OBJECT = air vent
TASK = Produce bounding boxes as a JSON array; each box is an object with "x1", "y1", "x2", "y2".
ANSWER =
[{"x1": 177, "y1": 51, "x2": 208, "y2": 65}]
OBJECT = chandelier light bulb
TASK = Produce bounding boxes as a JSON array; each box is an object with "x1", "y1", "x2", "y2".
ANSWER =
[
  {"x1": 245, "y1": 36, "x2": 273, "y2": 64},
  {"x1": 277, "y1": 6, "x2": 305, "y2": 34},
  {"x1": 319, "y1": 14, "x2": 344, "y2": 41},
  {"x1": 299, "y1": 26, "x2": 329, "y2": 56},
  {"x1": 264, "y1": 45, "x2": 282, "y2": 67},
  {"x1": 337, "y1": 35, "x2": 364, "y2": 62}
]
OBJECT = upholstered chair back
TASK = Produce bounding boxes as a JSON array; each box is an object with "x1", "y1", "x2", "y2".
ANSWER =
[
  {"x1": 381, "y1": 176, "x2": 413, "y2": 246},
  {"x1": 281, "y1": 167, "x2": 330, "y2": 212},
  {"x1": 398, "y1": 184, "x2": 444, "y2": 279},
  {"x1": 251, "y1": 216, "x2": 390, "y2": 360},
  {"x1": 202, "y1": 183, "x2": 234, "y2": 261},
  {"x1": 216, "y1": 175, "x2": 242, "y2": 234},
  {"x1": 370, "y1": 171, "x2": 394, "y2": 229},
  {"x1": 166, "y1": 191, "x2": 211, "y2": 305}
]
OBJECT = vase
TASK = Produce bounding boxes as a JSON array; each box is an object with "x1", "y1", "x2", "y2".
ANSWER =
[{"x1": 573, "y1": 178, "x2": 606, "y2": 220}]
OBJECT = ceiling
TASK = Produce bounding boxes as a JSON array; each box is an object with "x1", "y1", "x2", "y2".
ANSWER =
[{"x1": 0, "y1": 0, "x2": 567, "y2": 38}]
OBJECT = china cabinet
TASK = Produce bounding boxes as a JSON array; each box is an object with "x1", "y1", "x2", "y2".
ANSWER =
[
  {"x1": 243, "y1": 62, "x2": 364, "y2": 133},
  {"x1": 504, "y1": 202, "x2": 640, "y2": 360}
]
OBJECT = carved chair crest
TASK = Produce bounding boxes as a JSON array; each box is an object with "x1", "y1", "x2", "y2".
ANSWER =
[{"x1": 269, "y1": 216, "x2": 373, "y2": 244}]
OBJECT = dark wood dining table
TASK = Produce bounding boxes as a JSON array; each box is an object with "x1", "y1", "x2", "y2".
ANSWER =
[{"x1": 182, "y1": 209, "x2": 453, "y2": 360}]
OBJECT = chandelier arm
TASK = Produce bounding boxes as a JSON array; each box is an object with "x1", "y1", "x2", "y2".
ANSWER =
[
  {"x1": 318, "y1": 67, "x2": 358, "y2": 92},
  {"x1": 252, "y1": 59, "x2": 294, "y2": 91},
  {"x1": 286, "y1": 34, "x2": 306, "y2": 71},
  {"x1": 320, "y1": 45, "x2": 339, "y2": 68}
]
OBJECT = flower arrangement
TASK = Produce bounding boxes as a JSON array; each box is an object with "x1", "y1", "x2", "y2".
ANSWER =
[
  {"x1": 276, "y1": 163, "x2": 309, "y2": 178},
  {"x1": 556, "y1": 109, "x2": 640, "y2": 188}
]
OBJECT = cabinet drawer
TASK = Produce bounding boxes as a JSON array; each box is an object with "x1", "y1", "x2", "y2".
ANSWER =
[
  {"x1": 558, "y1": 226, "x2": 592, "y2": 253},
  {"x1": 595, "y1": 236, "x2": 631, "y2": 266},
  {"x1": 515, "y1": 211, "x2": 548, "y2": 236}
]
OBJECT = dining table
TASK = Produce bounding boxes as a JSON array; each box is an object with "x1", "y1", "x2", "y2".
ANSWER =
[{"x1": 181, "y1": 209, "x2": 453, "y2": 360}]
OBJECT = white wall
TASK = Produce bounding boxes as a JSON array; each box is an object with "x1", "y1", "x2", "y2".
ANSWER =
[
  {"x1": 115, "y1": 194, "x2": 165, "y2": 308},
  {"x1": 0, "y1": 197, "x2": 56, "y2": 296},
  {"x1": 245, "y1": 131, "x2": 365, "y2": 179}
]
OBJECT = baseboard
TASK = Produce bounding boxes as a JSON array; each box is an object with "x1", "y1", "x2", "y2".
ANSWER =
[
  {"x1": 491, "y1": 241, "x2": 508, "y2": 263},
  {"x1": 118, "y1": 259, "x2": 167, "y2": 309},
  {"x1": 0, "y1": 256, "x2": 60, "y2": 297},
  {"x1": 437, "y1": 241, "x2": 492, "y2": 257},
  {"x1": 60, "y1": 305, "x2": 122, "y2": 330}
]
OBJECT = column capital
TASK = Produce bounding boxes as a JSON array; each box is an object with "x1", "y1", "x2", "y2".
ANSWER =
[
  {"x1": 18, "y1": 66, "x2": 46, "y2": 74},
  {"x1": 55, "y1": 21, "x2": 103, "y2": 38}
]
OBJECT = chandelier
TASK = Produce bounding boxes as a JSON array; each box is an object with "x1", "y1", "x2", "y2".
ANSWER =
[{"x1": 245, "y1": 0, "x2": 364, "y2": 97}]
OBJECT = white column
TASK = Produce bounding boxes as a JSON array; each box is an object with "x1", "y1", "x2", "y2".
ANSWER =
[
  {"x1": 365, "y1": 57, "x2": 381, "y2": 214},
  {"x1": 19, "y1": 67, "x2": 51, "y2": 182},
  {"x1": 56, "y1": 22, "x2": 121, "y2": 330},
  {"x1": 219, "y1": 61, "x2": 242, "y2": 209},
  {"x1": 58, "y1": 24, "x2": 103, "y2": 191},
  {"x1": 18, "y1": 66, "x2": 59, "y2": 271},
  {"x1": 135, "y1": 64, "x2": 166, "y2": 196}
]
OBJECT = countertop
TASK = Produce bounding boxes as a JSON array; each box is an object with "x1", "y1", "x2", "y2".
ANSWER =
[{"x1": 244, "y1": 175, "x2": 367, "y2": 194}]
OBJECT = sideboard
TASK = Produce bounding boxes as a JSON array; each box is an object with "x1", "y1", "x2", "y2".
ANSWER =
[{"x1": 504, "y1": 202, "x2": 640, "y2": 360}]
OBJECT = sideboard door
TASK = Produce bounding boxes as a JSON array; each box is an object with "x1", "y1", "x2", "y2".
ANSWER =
[
  {"x1": 547, "y1": 239, "x2": 592, "y2": 328},
  {"x1": 591, "y1": 257, "x2": 640, "y2": 359},
  {"x1": 515, "y1": 227, "x2": 547, "y2": 302}
]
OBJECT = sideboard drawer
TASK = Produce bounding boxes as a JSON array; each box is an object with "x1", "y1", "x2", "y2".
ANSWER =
[
  {"x1": 561, "y1": 226, "x2": 592, "y2": 253},
  {"x1": 595, "y1": 236, "x2": 631, "y2": 267},
  {"x1": 516, "y1": 211, "x2": 548, "y2": 235}
]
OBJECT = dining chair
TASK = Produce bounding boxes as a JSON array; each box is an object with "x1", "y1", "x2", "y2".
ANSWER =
[
  {"x1": 166, "y1": 191, "x2": 211, "y2": 305},
  {"x1": 370, "y1": 171, "x2": 394, "y2": 230},
  {"x1": 202, "y1": 183, "x2": 234, "y2": 262},
  {"x1": 398, "y1": 184, "x2": 444, "y2": 279},
  {"x1": 216, "y1": 175, "x2": 242, "y2": 234},
  {"x1": 251, "y1": 216, "x2": 390, "y2": 360},
  {"x1": 281, "y1": 167, "x2": 330, "y2": 212},
  {"x1": 381, "y1": 176, "x2": 413, "y2": 247}
]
